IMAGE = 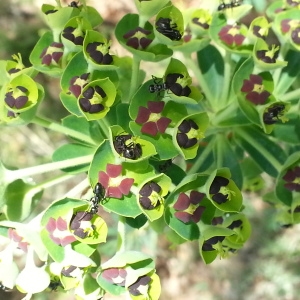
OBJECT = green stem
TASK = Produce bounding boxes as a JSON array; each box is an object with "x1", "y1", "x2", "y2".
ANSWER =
[
  {"x1": 186, "y1": 138, "x2": 215, "y2": 175},
  {"x1": 25, "y1": 173, "x2": 76, "y2": 209},
  {"x1": 128, "y1": 56, "x2": 141, "y2": 102},
  {"x1": 273, "y1": 42, "x2": 290, "y2": 86},
  {"x1": 272, "y1": 67, "x2": 282, "y2": 88},
  {"x1": 116, "y1": 215, "x2": 126, "y2": 253},
  {"x1": 55, "y1": 0, "x2": 62, "y2": 7},
  {"x1": 185, "y1": 55, "x2": 215, "y2": 105},
  {"x1": 32, "y1": 116, "x2": 97, "y2": 146},
  {"x1": 65, "y1": 177, "x2": 90, "y2": 198},
  {"x1": 97, "y1": 118, "x2": 111, "y2": 139},
  {"x1": 6, "y1": 155, "x2": 93, "y2": 182},
  {"x1": 280, "y1": 87, "x2": 300, "y2": 102},
  {"x1": 215, "y1": 134, "x2": 224, "y2": 169},
  {"x1": 210, "y1": 101, "x2": 238, "y2": 126},
  {"x1": 235, "y1": 128, "x2": 282, "y2": 173},
  {"x1": 33, "y1": 172, "x2": 76, "y2": 191},
  {"x1": 220, "y1": 51, "x2": 232, "y2": 107}
]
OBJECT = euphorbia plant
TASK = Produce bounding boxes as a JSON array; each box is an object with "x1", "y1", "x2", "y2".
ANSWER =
[{"x1": 1, "y1": 0, "x2": 300, "y2": 298}]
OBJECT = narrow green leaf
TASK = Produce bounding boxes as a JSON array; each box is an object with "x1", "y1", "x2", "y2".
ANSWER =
[
  {"x1": 234, "y1": 126, "x2": 287, "y2": 177},
  {"x1": 213, "y1": 134, "x2": 243, "y2": 189}
]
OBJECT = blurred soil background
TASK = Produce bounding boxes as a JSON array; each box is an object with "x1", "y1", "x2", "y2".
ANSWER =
[{"x1": 1, "y1": 0, "x2": 300, "y2": 299}]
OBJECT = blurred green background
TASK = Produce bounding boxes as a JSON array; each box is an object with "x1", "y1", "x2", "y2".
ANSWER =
[{"x1": 1, "y1": 0, "x2": 300, "y2": 299}]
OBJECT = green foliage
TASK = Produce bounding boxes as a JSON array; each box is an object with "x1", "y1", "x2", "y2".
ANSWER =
[{"x1": 1, "y1": 0, "x2": 300, "y2": 299}]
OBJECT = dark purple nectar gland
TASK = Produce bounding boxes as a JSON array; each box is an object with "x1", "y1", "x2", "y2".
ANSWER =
[
  {"x1": 253, "y1": 25, "x2": 268, "y2": 39},
  {"x1": 113, "y1": 134, "x2": 142, "y2": 160},
  {"x1": 139, "y1": 181, "x2": 163, "y2": 210},
  {"x1": 202, "y1": 236, "x2": 225, "y2": 251},
  {"x1": 123, "y1": 27, "x2": 152, "y2": 49},
  {"x1": 256, "y1": 45, "x2": 280, "y2": 64},
  {"x1": 7, "y1": 110, "x2": 19, "y2": 118},
  {"x1": 40, "y1": 42, "x2": 63, "y2": 66},
  {"x1": 70, "y1": 211, "x2": 94, "y2": 238},
  {"x1": 79, "y1": 85, "x2": 106, "y2": 114},
  {"x1": 69, "y1": 73, "x2": 90, "y2": 97},
  {"x1": 62, "y1": 26, "x2": 84, "y2": 46},
  {"x1": 287, "y1": 0, "x2": 300, "y2": 7},
  {"x1": 86, "y1": 42, "x2": 113, "y2": 65},
  {"x1": 289, "y1": 206, "x2": 300, "y2": 214},
  {"x1": 263, "y1": 104, "x2": 285, "y2": 125},
  {"x1": 165, "y1": 73, "x2": 191, "y2": 97},
  {"x1": 291, "y1": 27, "x2": 300, "y2": 44},
  {"x1": 192, "y1": 17, "x2": 210, "y2": 30},
  {"x1": 8, "y1": 67, "x2": 21, "y2": 74},
  {"x1": 128, "y1": 275, "x2": 151, "y2": 296},
  {"x1": 4, "y1": 86, "x2": 28, "y2": 109},
  {"x1": 176, "y1": 119, "x2": 200, "y2": 149},
  {"x1": 283, "y1": 166, "x2": 300, "y2": 192},
  {"x1": 155, "y1": 17, "x2": 182, "y2": 41},
  {"x1": 209, "y1": 176, "x2": 233, "y2": 204},
  {"x1": 227, "y1": 219, "x2": 243, "y2": 230}
]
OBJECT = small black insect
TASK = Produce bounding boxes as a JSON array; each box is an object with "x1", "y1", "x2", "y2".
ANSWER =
[
  {"x1": 148, "y1": 76, "x2": 169, "y2": 95},
  {"x1": 89, "y1": 182, "x2": 106, "y2": 214},
  {"x1": 263, "y1": 104, "x2": 285, "y2": 125},
  {"x1": 158, "y1": 159, "x2": 173, "y2": 173},
  {"x1": 49, "y1": 281, "x2": 61, "y2": 291},
  {"x1": 77, "y1": 182, "x2": 106, "y2": 221},
  {"x1": 155, "y1": 17, "x2": 182, "y2": 41},
  {"x1": 69, "y1": 1, "x2": 79, "y2": 8},
  {"x1": 218, "y1": 0, "x2": 242, "y2": 11},
  {"x1": 113, "y1": 134, "x2": 142, "y2": 160},
  {"x1": 0, "y1": 282, "x2": 11, "y2": 292},
  {"x1": 123, "y1": 143, "x2": 142, "y2": 160}
]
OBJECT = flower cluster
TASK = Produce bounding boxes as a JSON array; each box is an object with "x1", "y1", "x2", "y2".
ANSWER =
[
  {"x1": 102, "y1": 268, "x2": 127, "y2": 286},
  {"x1": 79, "y1": 85, "x2": 106, "y2": 113},
  {"x1": 5, "y1": 86, "x2": 29, "y2": 109},
  {"x1": 165, "y1": 73, "x2": 191, "y2": 97},
  {"x1": 99, "y1": 164, "x2": 134, "y2": 198},
  {"x1": 176, "y1": 119, "x2": 201, "y2": 149},
  {"x1": 241, "y1": 74, "x2": 270, "y2": 105},
  {"x1": 62, "y1": 26, "x2": 84, "y2": 45},
  {"x1": 256, "y1": 45, "x2": 279, "y2": 64},
  {"x1": 8, "y1": 228, "x2": 29, "y2": 252},
  {"x1": 139, "y1": 181, "x2": 163, "y2": 210},
  {"x1": 173, "y1": 191, "x2": 206, "y2": 223},
  {"x1": 202, "y1": 236, "x2": 225, "y2": 251},
  {"x1": 86, "y1": 42, "x2": 113, "y2": 64},
  {"x1": 128, "y1": 275, "x2": 151, "y2": 297},
  {"x1": 69, "y1": 73, "x2": 90, "y2": 97},
  {"x1": 218, "y1": 25, "x2": 245, "y2": 46},
  {"x1": 135, "y1": 101, "x2": 171, "y2": 136},
  {"x1": 283, "y1": 166, "x2": 300, "y2": 192},
  {"x1": 40, "y1": 42, "x2": 64, "y2": 66},
  {"x1": 123, "y1": 27, "x2": 152, "y2": 49},
  {"x1": 209, "y1": 176, "x2": 232, "y2": 204},
  {"x1": 46, "y1": 217, "x2": 77, "y2": 246},
  {"x1": 70, "y1": 211, "x2": 95, "y2": 239}
]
